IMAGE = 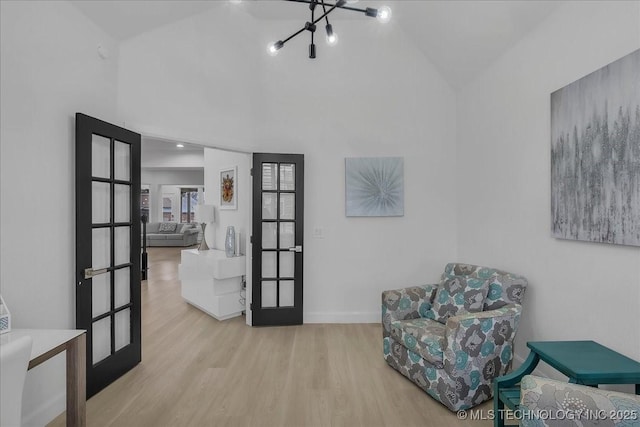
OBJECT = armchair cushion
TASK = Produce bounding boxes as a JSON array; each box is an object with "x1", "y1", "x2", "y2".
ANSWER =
[
  {"x1": 484, "y1": 274, "x2": 527, "y2": 311},
  {"x1": 382, "y1": 284, "x2": 438, "y2": 333},
  {"x1": 430, "y1": 276, "x2": 489, "y2": 324},
  {"x1": 390, "y1": 318, "x2": 446, "y2": 367},
  {"x1": 440, "y1": 263, "x2": 527, "y2": 311}
]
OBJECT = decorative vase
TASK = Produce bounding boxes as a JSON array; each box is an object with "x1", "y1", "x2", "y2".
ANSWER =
[{"x1": 225, "y1": 226, "x2": 236, "y2": 258}]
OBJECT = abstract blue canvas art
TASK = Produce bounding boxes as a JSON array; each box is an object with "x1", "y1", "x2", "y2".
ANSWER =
[{"x1": 345, "y1": 157, "x2": 404, "y2": 217}]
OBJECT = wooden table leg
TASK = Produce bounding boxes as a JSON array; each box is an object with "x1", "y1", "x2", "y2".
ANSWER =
[{"x1": 66, "y1": 333, "x2": 86, "y2": 427}]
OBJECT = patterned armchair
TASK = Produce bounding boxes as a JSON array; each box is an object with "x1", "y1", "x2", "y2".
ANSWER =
[
  {"x1": 382, "y1": 263, "x2": 527, "y2": 411},
  {"x1": 519, "y1": 375, "x2": 640, "y2": 427}
]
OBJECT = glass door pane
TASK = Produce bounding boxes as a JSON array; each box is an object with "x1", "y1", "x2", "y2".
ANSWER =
[
  {"x1": 115, "y1": 309, "x2": 131, "y2": 351},
  {"x1": 93, "y1": 317, "x2": 111, "y2": 364},
  {"x1": 92, "y1": 182, "x2": 110, "y2": 223},
  {"x1": 114, "y1": 141, "x2": 130, "y2": 181},
  {"x1": 92, "y1": 135, "x2": 110, "y2": 179}
]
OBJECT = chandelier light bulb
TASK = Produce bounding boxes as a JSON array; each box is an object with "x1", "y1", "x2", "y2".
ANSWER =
[
  {"x1": 376, "y1": 6, "x2": 392, "y2": 23},
  {"x1": 327, "y1": 32, "x2": 338, "y2": 46},
  {"x1": 268, "y1": 41, "x2": 284, "y2": 56},
  {"x1": 325, "y1": 24, "x2": 338, "y2": 46}
]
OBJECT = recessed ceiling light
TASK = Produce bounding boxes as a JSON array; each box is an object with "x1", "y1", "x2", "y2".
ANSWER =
[{"x1": 176, "y1": 144, "x2": 184, "y2": 148}]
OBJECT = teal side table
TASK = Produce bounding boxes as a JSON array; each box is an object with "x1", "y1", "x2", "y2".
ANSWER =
[{"x1": 493, "y1": 341, "x2": 640, "y2": 427}]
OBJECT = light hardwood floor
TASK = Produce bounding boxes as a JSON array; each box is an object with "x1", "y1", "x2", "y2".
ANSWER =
[{"x1": 50, "y1": 247, "x2": 494, "y2": 427}]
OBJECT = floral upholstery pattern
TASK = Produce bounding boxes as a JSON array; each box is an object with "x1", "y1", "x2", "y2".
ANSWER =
[
  {"x1": 440, "y1": 263, "x2": 528, "y2": 311},
  {"x1": 430, "y1": 276, "x2": 490, "y2": 323},
  {"x1": 382, "y1": 263, "x2": 527, "y2": 412},
  {"x1": 382, "y1": 284, "x2": 438, "y2": 334},
  {"x1": 520, "y1": 375, "x2": 640, "y2": 427},
  {"x1": 390, "y1": 318, "x2": 446, "y2": 367}
]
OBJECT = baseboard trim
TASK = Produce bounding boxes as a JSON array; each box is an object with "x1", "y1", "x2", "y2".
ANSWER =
[
  {"x1": 304, "y1": 311, "x2": 379, "y2": 324},
  {"x1": 23, "y1": 391, "x2": 65, "y2": 427}
]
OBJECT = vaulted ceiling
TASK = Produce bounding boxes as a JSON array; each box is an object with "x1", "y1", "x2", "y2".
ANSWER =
[{"x1": 71, "y1": 0, "x2": 562, "y2": 88}]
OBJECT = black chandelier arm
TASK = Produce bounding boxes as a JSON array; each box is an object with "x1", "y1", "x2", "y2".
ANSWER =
[
  {"x1": 310, "y1": 2, "x2": 315, "y2": 43},
  {"x1": 309, "y1": 0, "x2": 342, "y2": 25},
  {"x1": 320, "y1": 0, "x2": 331, "y2": 25},
  {"x1": 279, "y1": 0, "x2": 342, "y2": 46},
  {"x1": 281, "y1": 26, "x2": 307, "y2": 44},
  {"x1": 284, "y1": 0, "x2": 367, "y2": 14}
]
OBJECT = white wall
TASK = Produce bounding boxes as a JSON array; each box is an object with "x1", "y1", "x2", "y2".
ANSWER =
[
  {"x1": 141, "y1": 150, "x2": 204, "y2": 169},
  {"x1": 456, "y1": 0, "x2": 640, "y2": 385},
  {"x1": 203, "y1": 148, "x2": 252, "y2": 322},
  {"x1": 118, "y1": 5, "x2": 458, "y2": 323},
  {"x1": 117, "y1": 3, "x2": 261, "y2": 149},
  {"x1": 0, "y1": 1, "x2": 119, "y2": 424},
  {"x1": 203, "y1": 149, "x2": 251, "y2": 253},
  {"x1": 141, "y1": 168, "x2": 204, "y2": 186}
]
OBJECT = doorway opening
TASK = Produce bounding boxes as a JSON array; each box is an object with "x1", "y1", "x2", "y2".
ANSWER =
[{"x1": 140, "y1": 136, "x2": 253, "y2": 324}]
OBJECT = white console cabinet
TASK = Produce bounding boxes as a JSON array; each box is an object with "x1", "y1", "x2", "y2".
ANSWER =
[{"x1": 179, "y1": 249, "x2": 246, "y2": 320}]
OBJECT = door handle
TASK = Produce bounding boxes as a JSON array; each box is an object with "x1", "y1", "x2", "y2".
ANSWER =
[
  {"x1": 84, "y1": 267, "x2": 108, "y2": 279},
  {"x1": 288, "y1": 245, "x2": 303, "y2": 253}
]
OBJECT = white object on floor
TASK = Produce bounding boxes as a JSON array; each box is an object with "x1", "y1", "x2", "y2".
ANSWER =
[{"x1": 179, "y1": 249, "x2": 246, "y2": 320}]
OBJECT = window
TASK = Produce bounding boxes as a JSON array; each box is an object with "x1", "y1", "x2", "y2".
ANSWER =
[
  {"x1": 163, "y1": 197, "x2": 173, "y2": 221},
  {"x1": 180, "y1": 188, "x2": 199, "y2": 223}
]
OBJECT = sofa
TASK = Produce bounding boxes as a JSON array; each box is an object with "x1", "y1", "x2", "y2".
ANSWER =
[
  {"x1": 143, "y1": 222, "x2": 199, "y2": 247},
  {"x1": 519, "y1": 375, "x2": 640, "y2": 427},
  {"x1": 382, "y1": 263, "x2": 528, "y2": 411}
]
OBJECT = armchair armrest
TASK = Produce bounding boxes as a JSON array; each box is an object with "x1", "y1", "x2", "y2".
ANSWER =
[
  {"x1": 442, "y1": 304, "x2": 522, "y2": 378},
  {"x1": 519, "y1": 375, "x2": 640, "y2": 427},
  {"x1": 382, "y1": 284, "x2": 438, "y2": 334}
]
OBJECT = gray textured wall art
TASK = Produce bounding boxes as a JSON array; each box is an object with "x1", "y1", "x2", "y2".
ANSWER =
[
  {"x1": 345, "y1": 157, "x2": 404, "y2": 217},
  {"x1": 551, "y1": 49, "x2": 640, "y2": 246}
]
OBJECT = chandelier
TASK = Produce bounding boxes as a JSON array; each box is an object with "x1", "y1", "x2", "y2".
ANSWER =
[{"x1": 268, "y1": 0, "x2": 392, "y2": 59}]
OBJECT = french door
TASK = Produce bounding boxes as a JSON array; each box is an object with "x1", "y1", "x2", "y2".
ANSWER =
[
  {"x1": 252, "y1": 154, "x2": 304, "y2": 326},
  {"x1": 75, "y1": 113, "x2": 141, "y2": 398}
]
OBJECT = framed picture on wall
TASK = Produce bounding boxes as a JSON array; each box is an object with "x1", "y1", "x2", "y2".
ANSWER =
[
  {"x1": 345, "y1": 157, "x2": 404, "y2": 217},
  {"x1": 220, "y1": 166, "x2": 237, "y2": 210}
]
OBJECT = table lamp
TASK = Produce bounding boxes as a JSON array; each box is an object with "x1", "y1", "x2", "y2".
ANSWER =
[{"x1": 195, "y1": 205, "x2": 215, "y2": 251}]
